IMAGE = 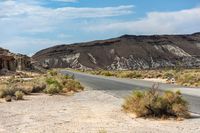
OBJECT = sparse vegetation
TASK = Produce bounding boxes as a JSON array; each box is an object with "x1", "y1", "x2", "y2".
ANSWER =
[
  {"x1": 77, "y1": 69, "x2": 200, "y2": 87},
  {"x1": 0, "y1": 69, "x2": 84, "y2": 102},
  {"x1": 122, "y1": 85, "x2": 190, "y2": 119}
]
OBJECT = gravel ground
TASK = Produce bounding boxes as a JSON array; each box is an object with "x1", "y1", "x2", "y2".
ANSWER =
[{"x1": 0, "y1": 89, "x2": 200, "y2": 133}]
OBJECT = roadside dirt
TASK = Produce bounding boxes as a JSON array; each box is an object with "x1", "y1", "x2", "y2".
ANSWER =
[{"x1": 0, "y1": 89, "x2": 200, "y2": 133}]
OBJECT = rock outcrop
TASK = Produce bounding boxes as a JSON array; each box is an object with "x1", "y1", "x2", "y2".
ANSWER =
[
  {"x1": 33, "y1": 32, "x2": 200, "y2": 70},
  {"x1": 0, "y1": 48, "x2": 31, "y2": 74}
]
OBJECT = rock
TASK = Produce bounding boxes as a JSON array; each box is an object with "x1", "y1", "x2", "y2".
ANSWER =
[
  {"x1": 32, "y1": 32, "x2": 200, "y2": 70},
  {"x1": 0, "y1": 68, "x2": 9, "y2": 75},
  {"x1": 0, "y1": 48, "x2": 32, "y2": 74},
  {"x1": 5, "y1": 95, "x2": 12, "y2": 102}
]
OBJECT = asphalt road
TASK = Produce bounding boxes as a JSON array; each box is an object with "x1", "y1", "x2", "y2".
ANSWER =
[{"x1": 61, "y1": 70, "x2": 200, "y2": 114}]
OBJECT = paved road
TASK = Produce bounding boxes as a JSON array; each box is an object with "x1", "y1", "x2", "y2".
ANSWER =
[{"x1": 61, "y1": 70, "x2": 200, "y2": 114}]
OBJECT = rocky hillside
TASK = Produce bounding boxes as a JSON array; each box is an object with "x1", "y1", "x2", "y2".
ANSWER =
[
  {"x1": 0, "y1": 48, "x2": 31, "y2": 74},
  {"x1": 32, "y1": 33, "x2": 200, "y2": 70}
]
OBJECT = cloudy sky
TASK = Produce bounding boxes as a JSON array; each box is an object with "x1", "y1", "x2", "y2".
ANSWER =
[{"x1": 0, "y1": 0, "x2": 200, "y2": 55}]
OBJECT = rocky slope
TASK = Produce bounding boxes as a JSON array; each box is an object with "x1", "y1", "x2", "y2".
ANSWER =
[
  {"x1": 33, "y1": 32, "x2": 200, "y2": 70},
  {"x1": 0, "y1": 48, "x2": 31, "y2": 74}
]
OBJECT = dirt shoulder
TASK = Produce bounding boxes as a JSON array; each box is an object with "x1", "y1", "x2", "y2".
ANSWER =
[{"x1": 0, "y1": 89, "x2": 200, "y2": 133}]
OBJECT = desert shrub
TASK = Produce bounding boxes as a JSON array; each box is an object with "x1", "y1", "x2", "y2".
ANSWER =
[
  {"x1": 43, "y1": 72, "x2": 84, "y2": 94},
  {"x1": 100, "y1": 71, "x2": 115, "y2": 76},
  {"x1": 118, "y1": 71, "x2": 142, "y2": 78},
  {"x1": 176, "y1": 73, "x2": 200, "y2": 87},
  {"x1": 45, "y1": 77, "x2": 60, "y2": 85},
  {"x1": 0, "y1": 84, "x2": 18, "y2": 98},
  {"x1": 44, "y1": 83, "x2": 62, "y2": 94},
  {"x1": 32, "y1": 82, "x2": 46, "y2": 93},
  {"x1": 48, "y1": 70, "x2": 58, "y2": 76},
  {"x1": 163, "y1": 71, "x2": 175, "y2": 79},
  {"x1": 15, "y1": 82, "x2": 34, "y2": 94},
  {"x1": 15, "y1": 91, "x2": 24, "y2": 100},
  {"x1": 122, "y1": 85, "x2": 190, "y2": 119},
  {"x1": 63, "y1": 79, "x2": 84, "y2": 93}
]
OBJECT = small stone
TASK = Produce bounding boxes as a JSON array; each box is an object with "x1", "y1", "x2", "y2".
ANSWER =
[{"x1": 5, "y1": 95, "x2": 12, "y2": 102}]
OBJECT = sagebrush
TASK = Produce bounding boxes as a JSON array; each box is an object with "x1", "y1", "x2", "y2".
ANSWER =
[{"x1": 122, "y1": 85, "x2": 190, "y2": 119}]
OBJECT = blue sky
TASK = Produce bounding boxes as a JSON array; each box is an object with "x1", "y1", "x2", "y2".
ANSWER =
[{"x1": 0, "y1": 0, "x2": 200, "y2": 55}]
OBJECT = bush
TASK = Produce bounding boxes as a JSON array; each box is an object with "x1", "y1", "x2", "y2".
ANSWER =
[
  {"x1": 0, "y1": 85, "x2": 18, "y2": 98},
  {"x1": 63, "y1": 79, "x2": 84, "y2": 93},
  {"x1": 32, "y1": 82, "x2": 46, "y2": 93},
  {"x1": 0, "y1": 71, "x2": 84, "y2": 97},
  {"x1": 44, "y1": 83, "x2": 62, "y2": 94},
  {"x1": 15, "y1": 91, "x2": 24, "y2": 100},
  {"x1": 118, "y1": 71, "x2": 142, "y2": 78},
  {"x1": 48, "y1": 70, "x2": 58, "y2": 76},
  {"x1": 122, "y1": 85, "x2": 190, "y2": 119}
]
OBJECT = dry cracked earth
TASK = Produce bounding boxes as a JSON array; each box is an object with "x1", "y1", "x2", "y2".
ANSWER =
[{"x1": 0, "y1": 88, "x2": 200, "y2": 133}]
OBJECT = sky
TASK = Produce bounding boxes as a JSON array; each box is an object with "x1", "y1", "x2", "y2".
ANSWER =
[{"x1": 0, "y1": 0, "x2": 200, "y2": 55}]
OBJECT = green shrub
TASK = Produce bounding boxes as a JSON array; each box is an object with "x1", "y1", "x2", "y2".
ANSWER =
[
  {"x1": 48, "y1": 70, "x2": 58, "y2": 76},
  {"x1": 122, "y1": 86, "x2": 190, "y2": 119},
  {"x1": 45, "y1": 77, "x2": 60, "y2": 85},
  {"x1": 15, "y1": 91, "x2": 24, "y2": 100},
  {"x1": 44, "y1": 83, "x2": 62, "y2": 94}
]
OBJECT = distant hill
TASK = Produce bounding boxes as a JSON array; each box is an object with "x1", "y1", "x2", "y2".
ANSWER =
[{"x1": 32, "y1": 32, "x2": 200, "y2": 70}]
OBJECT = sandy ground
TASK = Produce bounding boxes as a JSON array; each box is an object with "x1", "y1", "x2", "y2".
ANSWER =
[
  {"x1": 142, "y1": 78, "x2": 167, "y2": 83},
  {"x1": 0, "y1": 89, "x2": 200, "y2": 133}
]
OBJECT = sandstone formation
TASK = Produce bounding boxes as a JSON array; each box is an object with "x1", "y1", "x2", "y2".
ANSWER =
[
  {"x1": 33, "y1": 32, "x2": 200, "y2": 70},
  {"x1": 0, "y1": 48, "x2": 31, "y2": 74}
]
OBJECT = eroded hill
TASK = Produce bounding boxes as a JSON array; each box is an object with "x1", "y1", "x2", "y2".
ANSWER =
[{"x1": 33, "y1": 33, "x2": 200, "y2": 70}]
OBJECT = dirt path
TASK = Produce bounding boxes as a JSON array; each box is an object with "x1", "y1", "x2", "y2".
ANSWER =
[{"x1": 0, "y1": 90, "x2": 200, "y2": 133}]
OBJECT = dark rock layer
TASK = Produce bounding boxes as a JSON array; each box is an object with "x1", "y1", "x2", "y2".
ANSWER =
[{"x1": 33, "y1": 33, "x2": 200, "y2": 70}]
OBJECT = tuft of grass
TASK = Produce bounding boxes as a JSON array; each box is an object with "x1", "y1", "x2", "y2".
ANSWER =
[{"x1": 122, "y1": 85, "x2": 190, "y2": 119}]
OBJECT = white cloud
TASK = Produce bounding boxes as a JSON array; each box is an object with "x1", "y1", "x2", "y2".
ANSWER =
[
  {"x1": 0, "y1": 0, "x2": 134, "y2": 55},
  {"x1": 86, "y1": 7, "x2": 200, "y2": 35},
  {"x1": 0, "y1": 1, "x2": 133, "y2": 34},
  {"x1": 0, "y1": 1, "x2": 133, "y2": 19},
  {"x1": 51, "y1": 0, "x2": 78, "y2": 2}
]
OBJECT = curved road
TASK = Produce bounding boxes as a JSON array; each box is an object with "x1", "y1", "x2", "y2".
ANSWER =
[{"x1": 61, "y1": 70, "x2": 200, "y2": 114}]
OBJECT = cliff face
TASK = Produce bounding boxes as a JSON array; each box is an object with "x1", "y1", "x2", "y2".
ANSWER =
[
  {"x1": 0, "y1": 48, "x2": 31, "y2": 73},
  {"x1": 33, "y1": 33, "x2": 200, "y2": 70}
]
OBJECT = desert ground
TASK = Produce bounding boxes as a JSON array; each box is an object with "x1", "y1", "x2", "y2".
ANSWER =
[{"x1": 0, "y1": 86, "x2": 200, "y2": 133}]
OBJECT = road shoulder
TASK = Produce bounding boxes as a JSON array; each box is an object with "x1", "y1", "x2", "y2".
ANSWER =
[{"x1": 0, "y1": 88, "x2": 200, "y2": 133}]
